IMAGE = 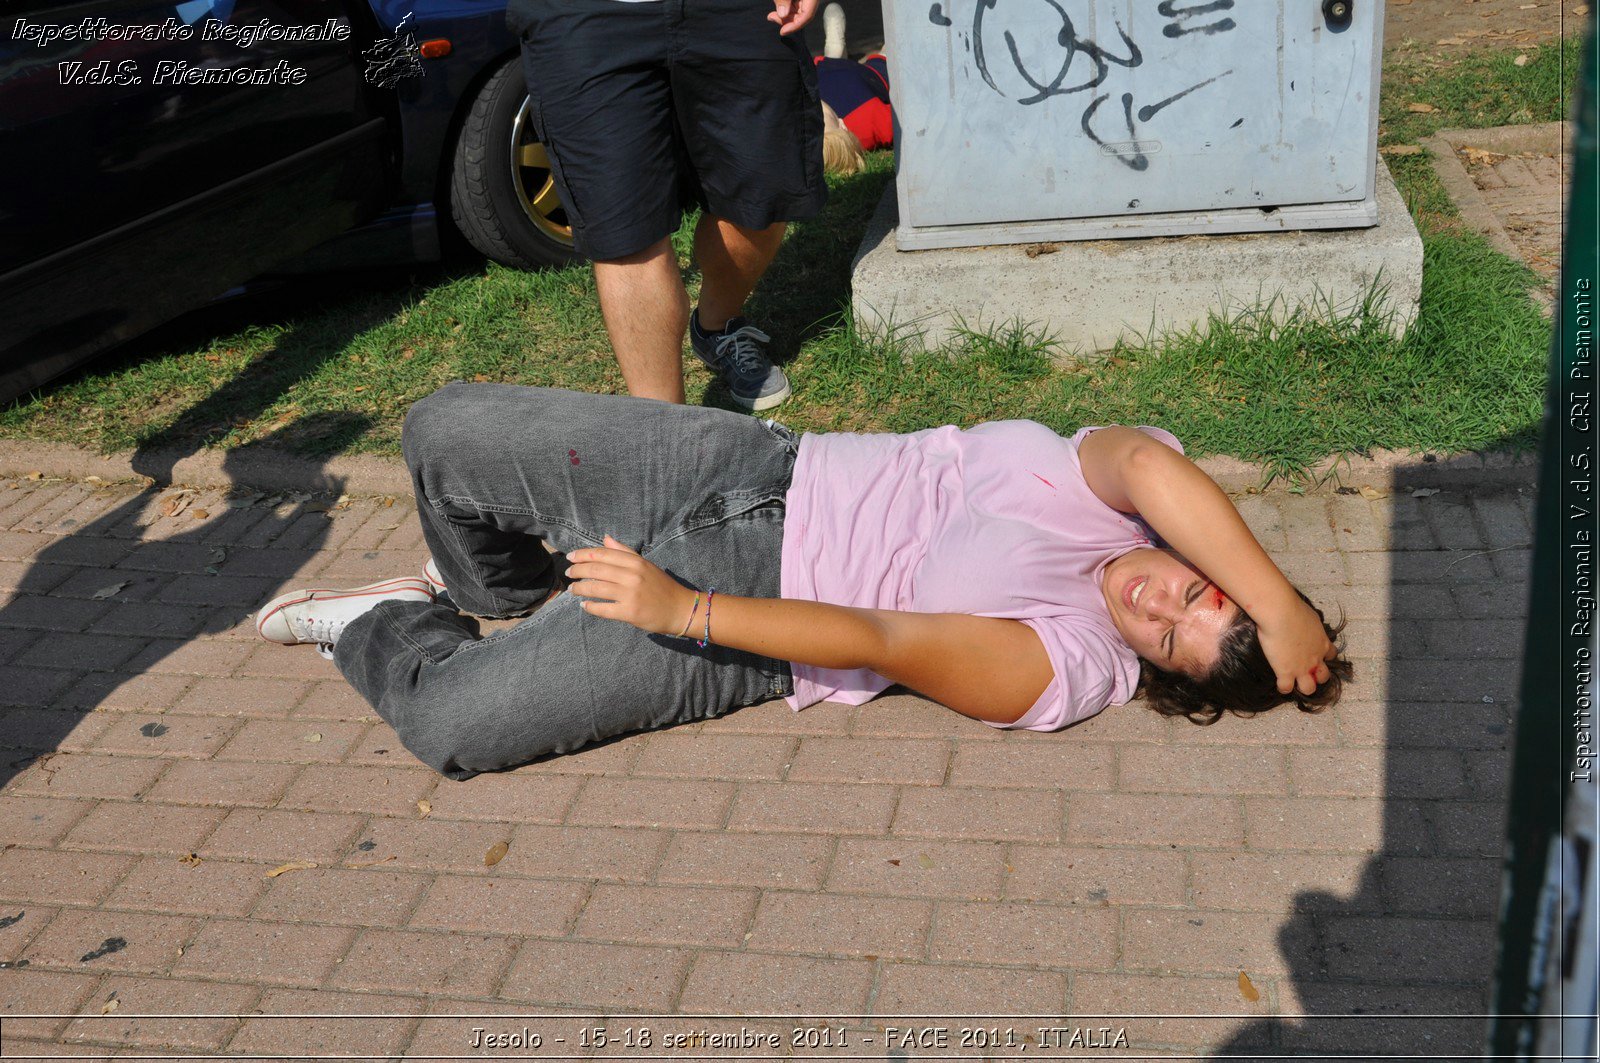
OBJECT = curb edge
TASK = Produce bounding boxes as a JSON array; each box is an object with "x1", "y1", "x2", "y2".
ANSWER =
[{"x1": 0, "y1": 438, "x2": 1539, "y2": 497}]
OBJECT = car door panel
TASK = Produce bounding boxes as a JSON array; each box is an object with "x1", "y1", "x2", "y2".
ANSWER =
[{"x1": 0, "y1": 0, "x2": 394, "y2": 399}]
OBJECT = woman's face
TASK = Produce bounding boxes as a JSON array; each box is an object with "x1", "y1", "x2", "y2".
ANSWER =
[{"x1": 1100, "y1": 547, "x2": 1240, "y2": 677}]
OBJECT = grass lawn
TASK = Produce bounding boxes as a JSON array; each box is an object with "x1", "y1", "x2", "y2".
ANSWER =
[{"x1": 1, "y1": 35, "x2": 1581, "y2": 482}]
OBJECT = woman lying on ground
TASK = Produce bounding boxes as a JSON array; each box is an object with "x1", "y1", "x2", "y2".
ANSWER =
[{"x1": 255, "y1": 383, "x2": 1351, "y2": 780}]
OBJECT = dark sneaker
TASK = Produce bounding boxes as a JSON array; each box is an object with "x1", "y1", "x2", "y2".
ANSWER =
[{"x1": 689, "y1": 313, "x2": 792, "y2": 411}]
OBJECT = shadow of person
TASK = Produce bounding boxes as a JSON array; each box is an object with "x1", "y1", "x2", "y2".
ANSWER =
[
  {"x1": 1208, "y1": 451, "x2": 1532, "y2": 1060},
  {"x1": 0, "y1": 265, "x2": 411, "y2": 789},
  {"x1": 0, "y1": 411, "x2": 373, "y2": 792},
  {"x1": 0, "y1": 228, "x2": 520, "y2": 786}
]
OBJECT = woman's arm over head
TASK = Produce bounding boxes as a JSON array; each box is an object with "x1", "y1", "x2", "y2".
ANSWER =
[{"x1": 1077, "y1": 427, "x2": 1339, "y2": 698}]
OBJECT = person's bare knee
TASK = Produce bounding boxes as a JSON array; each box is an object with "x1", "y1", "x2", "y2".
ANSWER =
[
  {"x1": 593, "y1": 235, "x2": 675, "y2": 271},
  {"x1": 694, "y1": 217, "x2": 786, "y2": 331}
]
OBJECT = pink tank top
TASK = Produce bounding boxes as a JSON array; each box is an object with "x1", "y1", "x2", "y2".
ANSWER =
[{"x1": 778, "y1": 422, "x2": 1183, "y2": 730}]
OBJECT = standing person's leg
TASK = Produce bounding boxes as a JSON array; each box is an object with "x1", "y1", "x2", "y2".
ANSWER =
[
  {"x1": 330, "y1": 383, "x2": 801, "y2": 777},
  {"x1": 512, "y1": 0, "x2": 695, "y2": 402},
  {"x1": 693, "y1": 217, "x2": 786, "y2": 332},
  {"x1": 591, "y1": 237, "x2": 690, "y2": 404},
  {"x1": 672, "y1": 0, "x2": 827, "y2": 410}
]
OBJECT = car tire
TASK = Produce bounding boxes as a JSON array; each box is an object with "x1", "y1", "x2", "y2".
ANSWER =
[{"x1": 450, "y1": 56, "x2": 582, "y2": 270}]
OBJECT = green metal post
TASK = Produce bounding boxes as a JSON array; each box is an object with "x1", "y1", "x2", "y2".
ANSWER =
[{"x1": 1488, "y1": 14, "x2": 1599, "y2": 1058}]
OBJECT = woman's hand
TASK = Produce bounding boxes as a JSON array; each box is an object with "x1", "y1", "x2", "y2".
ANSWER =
[
  {"x1": 1256, "y1": 598, "x2": 1338, "y2": 697},
  {"x1": 567, "y1": 536, "x2": 696, "y2": 636}
]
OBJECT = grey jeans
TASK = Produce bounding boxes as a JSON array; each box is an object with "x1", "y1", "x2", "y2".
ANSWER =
[{"x1": 334, "y1": 383, "x2": 797, "y2": 780}]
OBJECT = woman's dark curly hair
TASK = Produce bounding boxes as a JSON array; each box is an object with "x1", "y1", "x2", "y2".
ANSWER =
[{"x1": 1139, "y1": 589, "x2": 1353, "y2": 725}]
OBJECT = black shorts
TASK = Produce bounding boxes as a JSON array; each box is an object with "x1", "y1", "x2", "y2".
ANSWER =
[{"x1": 509, "y1": 0, "x2": 829, "y2": 261}]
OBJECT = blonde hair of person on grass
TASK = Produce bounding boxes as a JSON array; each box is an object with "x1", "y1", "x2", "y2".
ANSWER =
[{"x1": 821, "y1": 101, "x2": 866, "y2": 176}]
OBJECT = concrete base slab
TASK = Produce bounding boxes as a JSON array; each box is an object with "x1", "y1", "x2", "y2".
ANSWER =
[{"x1": 850, "y1": 160, "x2": 1423, "y2": 357}]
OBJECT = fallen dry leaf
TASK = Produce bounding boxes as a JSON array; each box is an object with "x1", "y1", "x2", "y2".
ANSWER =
[
  {"x1": 916, "y1": 853, "x2": 935, "y2": 869},
  {"x1": 1406, "y1": 102, "x2": 1438, "y2": 113},
  {"x1": 1462, "y1": 146, "x2": 1506, "y2": 165},
  {"x1": 417, "y1": 799, "x2": 432, "y2": 818},
  {"x1": 1411, "y1": 487, "x2": 1441, "y2": 498},
  {"x1": 1238, "y1": 971, "x2": 1261, "y2": 1002},
  {"x1": 91, "y1": 582, "x2": 129, "y2": 600},
  {"x1": 1358, "y1": 485, "x2": 1390, "y2": 500},
  {"x1": 191, "y1": 509, "x2": 209, "y2": 520},
  {"x1": 484, "y1": 841, "x2": 509, "y2": 867},
  {"x1": 1514, "y1": 53, "x2": 1531, "y2": 66},
  {"x1": 101, "y1": 995, "x2": 119, "y2": 1015},
  {"x1": 178, "y1": 852, "x2": 202, "y2": 868},
  {"x1": 24, "y1": 471, "x2": 41, "y2": 480},
  {"x1": 1380, "y1": 144, "x2": 1423, "y2": 156},
  {"x1": 264, "y1": 861, "x2": 318, "y2": 878},
  {"x1": 303, "y1": 732, "x2": 323, "y2": 744}
]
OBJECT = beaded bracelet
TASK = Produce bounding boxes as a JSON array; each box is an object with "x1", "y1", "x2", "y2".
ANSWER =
[
  {"x1": 697, "y1": 588, "x2": 716, "y2": 648},
  {"x1": 675, "y1": 591, "x2": 701, "y2": 639}
]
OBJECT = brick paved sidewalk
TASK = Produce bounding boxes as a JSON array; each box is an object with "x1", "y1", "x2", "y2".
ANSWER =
[
  {"x1": 1425, "y1": 122, "x2": 1571, "y2": 311},
  {"x1": 0, "y1": 462, "x2": 1532, "y2": 1059}
]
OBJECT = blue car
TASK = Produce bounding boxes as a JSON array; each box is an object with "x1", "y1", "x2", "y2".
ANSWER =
[{"x1": 0, "y1": 0, "x2": 576, "y2": 402}]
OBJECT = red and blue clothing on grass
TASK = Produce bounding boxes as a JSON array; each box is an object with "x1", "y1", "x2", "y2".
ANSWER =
[{"x1": 814, "y1": 55, "x2": 892, "y2": 151}]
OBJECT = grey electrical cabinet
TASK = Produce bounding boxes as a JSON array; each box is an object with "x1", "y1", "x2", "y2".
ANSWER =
[{"x1": 886, "y1": 0, "x2": 1385, "y2": 249}]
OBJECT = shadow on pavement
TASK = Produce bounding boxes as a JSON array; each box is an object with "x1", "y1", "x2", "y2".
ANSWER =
[
  {"x1": 1211, "y1": 449, "x2": 1534, "y2": 1060},
  {"x1": 0, "y1": 269, "x2": 426, "y2": 789}
]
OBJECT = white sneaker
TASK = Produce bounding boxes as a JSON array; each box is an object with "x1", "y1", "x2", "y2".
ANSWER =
[
  {"x1": 256, "y1": 577, "x2": 435, "y2": 658},
  {"x1": 422, "y1": 557, "x2": 447, "y2": 597}
]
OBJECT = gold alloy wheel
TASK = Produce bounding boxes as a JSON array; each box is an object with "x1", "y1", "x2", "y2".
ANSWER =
[{"x1": 510, "y1": 98, "x2": 573, "y2": 246}]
